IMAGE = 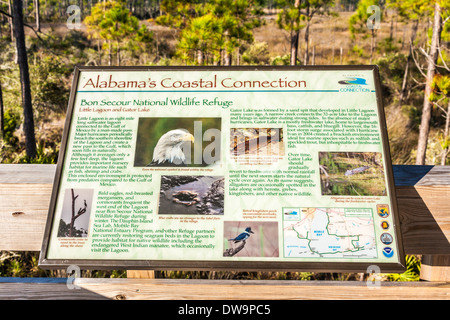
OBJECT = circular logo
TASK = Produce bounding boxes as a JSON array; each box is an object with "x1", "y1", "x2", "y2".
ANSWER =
[
  {"x1": 380, "y1": 233, "x2": 393, "y2": 245},
  {"x1": 382, "y1": 247, "x2": 394, "y2": 258},
  {"x1": 381, "y1": 221, "x2": 389, "y2": 230}
]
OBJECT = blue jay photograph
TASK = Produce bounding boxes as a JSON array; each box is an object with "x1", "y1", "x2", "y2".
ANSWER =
[{"x1": 223, "y1": 222, "x2": 279, "y2": 257}]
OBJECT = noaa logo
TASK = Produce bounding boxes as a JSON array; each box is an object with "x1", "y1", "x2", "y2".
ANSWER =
[
  {"x1": 338, "y1": 77, "x2": 367, "y2": 85},
  {"x1": 382, "y1": 247, "x2": 394, "y2": 258}
]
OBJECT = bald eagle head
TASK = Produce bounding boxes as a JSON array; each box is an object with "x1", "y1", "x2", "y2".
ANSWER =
[{"x1": 148, "y1": 129, "x2": 195, "y2": 166}]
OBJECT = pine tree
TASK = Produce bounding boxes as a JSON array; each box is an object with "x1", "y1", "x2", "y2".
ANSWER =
[
  {"x1": 416, "y1": 1, "x2": 443, "y2": 165},
  {"x1": 84, "y1": 1, "x2": 153, "y2": 66},
  {"x1": 349, "y1": 0, "x2": 382, "y2": 64},
  {"x1": 12, "y1": 0, "x2": 37, "y2": 159}
]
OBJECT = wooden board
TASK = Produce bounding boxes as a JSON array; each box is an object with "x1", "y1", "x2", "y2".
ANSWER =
[
  {"x1": 0, "y1": 278, "x2": 448, "y2": 300},
  {"x1": 1, "y1": 164, "x2": 448, "y2": 255}
]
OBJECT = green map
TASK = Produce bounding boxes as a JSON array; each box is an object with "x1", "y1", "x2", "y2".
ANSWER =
[{"x1": 283, "y1": 208, "x2": 376, "y2": 258}]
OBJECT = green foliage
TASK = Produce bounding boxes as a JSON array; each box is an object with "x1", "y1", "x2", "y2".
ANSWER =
[
  {"x1": 351, "y1": 44, "x2": 365, "y2": 57},
  {"x1": 270, "y1": 54, "x2": 291, "y2": 65},
  {"x1": 29, "y1": 55, "x2": 71, "y2": 116},
  {"x1": 349, "y1": 0, "x2": 381, "y2": 37},
  {"x1": 2, "y1": 109, "x2": 20, "y2": 147},
  {"x1": 386, "y1": 0, "x2": 432, "y2": 21},
  {"x1": 276, "y1": 1, "x2": 305, "y2": 33},
  {"x1": 57, "y1": 219, "x2": 86, "y2": 237},
  {"x1": 17, "y1": 141, "x2": 59, "y2": 164},
  {"x1": 377, "y1": 37, "x2": 398, "y2": 53},
  {"x1": 242, "y1": 41, "x2": 270, "y2": 65},
  {"x1": 158, "y1": 0, "x2": 262, "y2": 65},
  {"x1": 386, "y1": 255, "x2": 421, "y2": 281},
  {"x1": 0, "y1": 251, "x2": 126, "y2": 278},
  {"x1": 84, "y1": 0, "x2": 153, "y2": 65}
]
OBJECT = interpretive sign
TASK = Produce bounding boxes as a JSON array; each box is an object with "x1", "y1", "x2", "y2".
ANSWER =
[{"x1": 39, "y1": 66, "x2": 406, "y2": 272}]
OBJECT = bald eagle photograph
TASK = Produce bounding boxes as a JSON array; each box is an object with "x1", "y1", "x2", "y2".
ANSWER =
[
  {"x1": 148, "y1": 129, "x2": 195, "y2": 167},
  {"x1": 134, "y1": 117, "x2": 222, "y2": 167}
]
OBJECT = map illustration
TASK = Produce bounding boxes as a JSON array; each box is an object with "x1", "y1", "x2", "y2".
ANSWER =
[{"x1": 283, "y1": 208, "x2": 377, "y2": 258}]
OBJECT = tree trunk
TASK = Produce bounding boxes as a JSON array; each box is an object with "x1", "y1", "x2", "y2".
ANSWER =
[
  {"x1": 34, "y1": 0, "x2": 40, "y2": 32},
  {"x1": 399, "y1": 20, "x2": 419, "y2": 105},
  {"x1": 224, "y1": 50, "x2": 231, "y2": 66},
  {"x1": 290, "y1": 30, "x2": 299, "y2": 65},
  {"x1": 303, "y1": 1, "x2": 311, "y2": 65},
  {"x1": 197, "y1": 49, "x2": 204, "y2": 65},
  {"x1": 288, "y1": 0, "x2": 301, "y2": 65},
  {"x1": 108, "y1": 40, "x2": 112, "y2": 66},
  {"x1": 304, "y1": 19, "x2": 310, "y2": 65},
  {"x1": 12, "y1": 0, "x2": 37, "y2": 159},
  {"x1": 441, "y1": 100, "x2": 450, "y2": 165},
  {"x1": 9, "y1": 0, "x2": 14, "y2": 41},
  {"x1": 416, "y1": 2, "x2": 442, "y2": 165},
  {"x1": 370, "y1": 28, "x2": 375, "y2": 64},
  {"x1": 0, "y1": 81, "x2": 4, "y2": 138},
  {"x1": 117, "y1": 45, "x2": 121, "y2": 66},
  {"x1": 312, "y1": 45, "x2": 315, "y2": 65}
]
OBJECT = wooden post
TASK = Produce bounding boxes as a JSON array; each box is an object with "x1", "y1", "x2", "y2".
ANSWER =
[{"x1": 420, "y1": 255, "x2": 450, "y2": 281}]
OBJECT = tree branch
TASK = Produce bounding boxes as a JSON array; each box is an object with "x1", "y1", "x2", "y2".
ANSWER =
[
  {"x1": 439, "y1": 47, "x2": 450, "y2": 71},
  {"x1": 411, "y1": 47, "x2": 427, "y2": 78},
  {"x1": 0, "y1": 8, "x2": 50, "y2": 46}
]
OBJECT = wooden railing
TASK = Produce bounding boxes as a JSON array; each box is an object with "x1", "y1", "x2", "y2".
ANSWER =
[{"x1": 0, "y1": 164, "x2": 449, "y2": 300}]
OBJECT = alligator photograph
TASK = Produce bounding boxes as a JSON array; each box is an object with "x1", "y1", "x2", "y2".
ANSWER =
[{"x1": 319, "y1": 152, "x2": 386, "y2": 196}]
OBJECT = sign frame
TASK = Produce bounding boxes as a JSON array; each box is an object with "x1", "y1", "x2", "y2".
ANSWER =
[{"x1": 39, "y1": 65, "x2": 406, "y2": 273}]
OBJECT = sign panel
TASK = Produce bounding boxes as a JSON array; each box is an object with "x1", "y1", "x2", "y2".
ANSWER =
[{"x1": 39, "y1": 66, "x2": 406, "y2": 272}]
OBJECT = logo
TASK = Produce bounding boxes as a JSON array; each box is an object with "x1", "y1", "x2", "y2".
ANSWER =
[
  {"x1": 380, "y1": 233, "x2": 393, "y2": 245},
  {"x1": 381, "y1": 221, "x2": 389, "y2": 230},
  {"x1": 382, "y1": 247, "x2": 394, "y2": 258},
  {"x1": 377, "y1": 204, "x2": 389, "y2": 218},
  {"x1": 338, "y1": 77, "x2": 367, "y2": 85},
  {"x1": 283, "y1": 208, "x2": 299, "y2": 221},
  {"x1": 338, "y1": 77, "x2": 370, "y2": 93}
]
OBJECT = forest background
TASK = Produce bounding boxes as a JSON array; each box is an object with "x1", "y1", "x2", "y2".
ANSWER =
[{"x1": 0, "y1": 0, "x2": 448, "y2": 281}]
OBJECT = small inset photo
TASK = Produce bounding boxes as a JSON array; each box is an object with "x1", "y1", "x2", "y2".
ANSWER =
[
  {"x1": 283, "y1": 207, "x2": 300, "y2": 221},
  {"x1": 158, "y1": 175, "x2": 224, "y2": 215},
  {"x1": 319, "y1": 152, "x2": 386, "y2": 196},
  {"x1": 134, "y1": 117, "x2": 221, "y2": 167},
  {"x1": 223, "y1": 221, "x2": 279, "y2": 257},
  {"x1": 57, "y1": 188, "x2": 94, "y2": 238},
  {"x1": 230, "y1": 128, "x2": 284, "y2": 164}
]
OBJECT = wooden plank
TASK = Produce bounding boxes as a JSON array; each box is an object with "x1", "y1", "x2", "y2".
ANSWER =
[
  {"x1": 396, "y1": 186, "x2": 450, "y2": 254},
  {"x1": 0, "y1": 164, "x2": 55, "y2": 184},
  {"x1": 0, "y1": 164, "x2": 449, "y2": 254},
  {"x1": 127, "y1": 270, "x2": 155, "y2": 279},
  {"x1": 421, "y1": 255, "x2": 450, "y2": 281},
  {"x1": 0, "y1": 183, "x2": 52, "y2": 251},
  {"x1": 0, "y1": 278, "x2": 448, "y2": 300}
]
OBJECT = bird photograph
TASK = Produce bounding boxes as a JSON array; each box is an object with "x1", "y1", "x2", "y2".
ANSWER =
[
  {"x1": 223, "y1": 222, "x2": 279, "y2": 257},
  {"x1": 228, "y1": 227, "x2": 254, "y2": 243},
  {"x1": 148, "y1": 129, "x2": 195, "y2": 166},
  {"x1": 134, "y1": 117, "x2": 222, "y2": 167},
  {"x1": 57, "y1": 188, "x2": 94, "y2": 238}
]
